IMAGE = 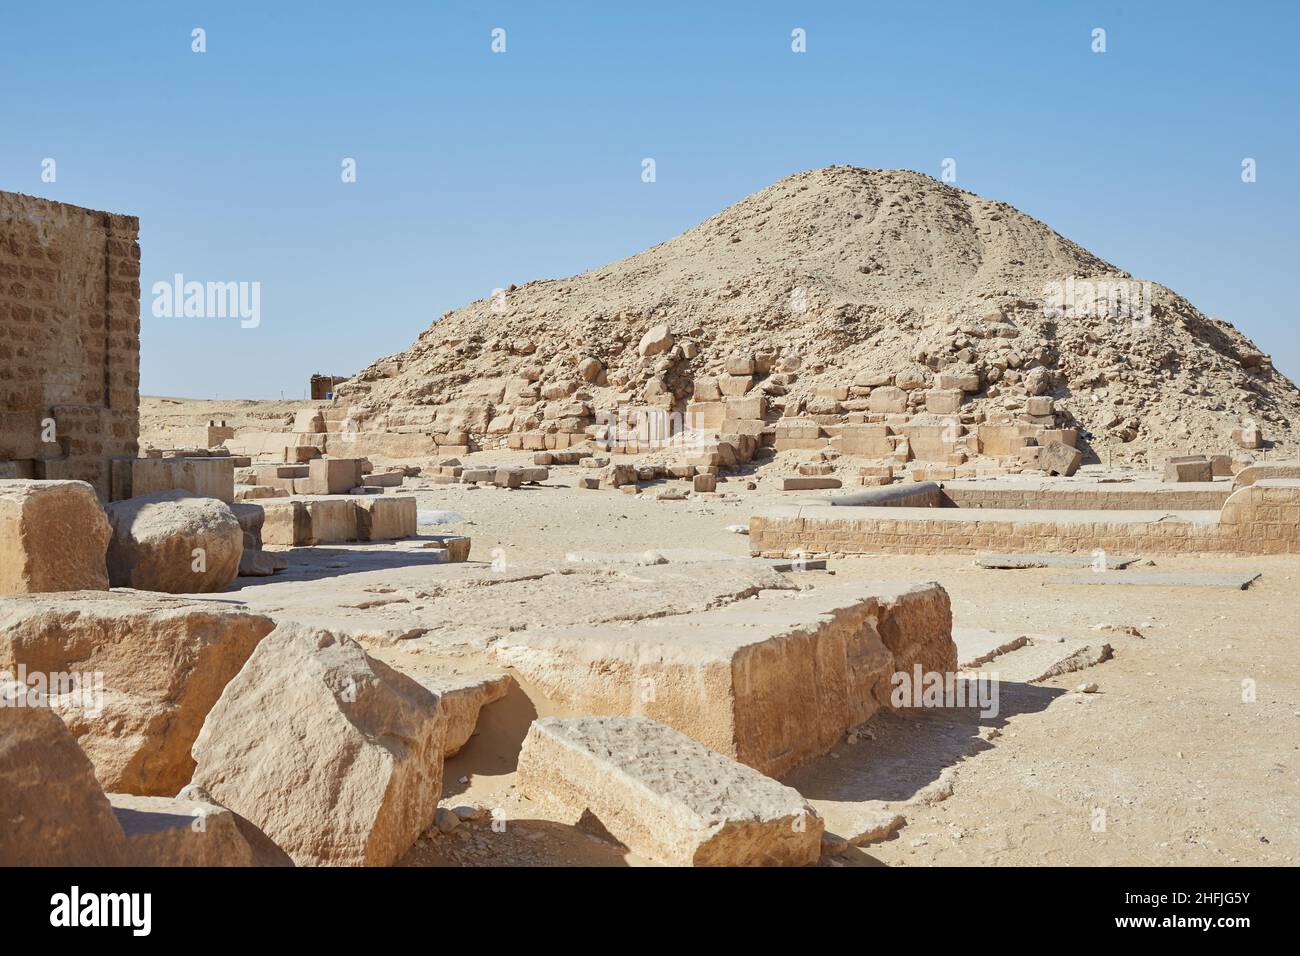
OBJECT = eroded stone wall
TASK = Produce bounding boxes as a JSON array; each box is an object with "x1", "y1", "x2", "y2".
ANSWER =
[{"x1": 0, "y1": 191, "x2": 140, "y2": 497}]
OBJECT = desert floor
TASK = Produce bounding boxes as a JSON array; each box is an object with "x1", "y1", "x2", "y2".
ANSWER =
[{"x1": 204, "y1": 447, "x2": 1300, "y2": 868}]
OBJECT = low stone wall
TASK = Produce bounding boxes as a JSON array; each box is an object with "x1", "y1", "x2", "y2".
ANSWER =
[
  {"x1": 940, "y1": 480, "x2": 1232, "y2": 511},
  {"x1": 750, "y1": 480, "x2": 1300, "y2": 556}
]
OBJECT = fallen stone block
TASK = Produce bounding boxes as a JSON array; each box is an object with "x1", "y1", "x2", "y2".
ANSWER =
[
  {"x1": 778, "y1": 476, "x2": 842, "y2": 491},
  {"x1": 111, "y1": 456, "x2": 236, "y2": 504},
  {"x1": 109, "y1": 792, "x2": 256, "y2": 866},
  {"x1": 191, "y1": 623, "x2": 446, "y2": 866},
  {"x1": 238, "y1": 549, "x2": 288, "y2": 577},
  {"x1": 694, "y1": 473, "x2": 717, "y2": 492},
  {"x1": 1163, "y1": 455, "x2": 1213, "y2": 483},
  {"x1": 493, "y1": 579, "x2": 955, "y2": 776},
  {"x1": 259, "y1": 499, "x2": 312, "y2": 546},
  {"x1": 517, "y1": 716, "x2": 823, "y2": 866},
  {"x1": 422, "y1": 534, "x2": 471, "y2": 561},
  {"x1": 354, "y1": 495, "x2": 417, "y2": 541},
  {"x1": 106, "y1": 491, "x2": 244, "y2": 593},
  {"x1": 0, "y1": 479, "x2": 111, "y2": 595},
  {"x1": 1038, "y1": 440, "x2": 1083, "y2": 477},
  {"x1": 0, "y1": 695, "x2": 128, "y2": 865},
  {"x1": 0, "y1": 593, "x2": 276, "y2": 795}
]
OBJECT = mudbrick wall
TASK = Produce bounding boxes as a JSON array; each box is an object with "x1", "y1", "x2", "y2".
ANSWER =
[{"x1": 0, "y1": 191, "x2": 140, "y2": 497}]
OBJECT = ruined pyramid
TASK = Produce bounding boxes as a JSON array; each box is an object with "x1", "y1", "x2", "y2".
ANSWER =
[{"x1": 338, "y1": 166, "x2": 1299, "y2": 464}]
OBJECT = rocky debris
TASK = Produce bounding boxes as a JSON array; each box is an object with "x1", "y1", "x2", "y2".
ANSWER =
[
  {"x1": 517, "y1": 716, "x2": 823, "y2": 866},
  {"x1": 0, "y1": 592, "x2": 276, "y2": 795},
  {"x1": 109, "y1": 792, "x2": 256, "y2": 866},
  {"x1": 0, "y1": 479, "x2": 111, "y2": 595},
  {"x1": 106, "y1": 490, "x2": 244, "y2": 593},
  {"x1": 0, "y1": 693, "x2": 128, "y2": 865},
  {"x1": 190, "y1": 622, "x2": 446, "y2": 866}
]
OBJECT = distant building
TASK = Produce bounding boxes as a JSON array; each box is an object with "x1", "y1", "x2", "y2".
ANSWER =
[{"x1": 310, "y1": 373, "x2": 350, "y2": 401}]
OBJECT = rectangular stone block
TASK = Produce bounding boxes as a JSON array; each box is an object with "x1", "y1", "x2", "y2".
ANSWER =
[
  {"x1": 0, "y1": 480, "x2": 110, "y2": 594},
  {"x1": 778, "y1": 476, "x2": 842, "y2": 491},
  {"x1": 111, "y1": 457, "x2": 235, "y2": 504},
  {"x1": 517, "y1": 716, "x2": 822, "y2": 867},
  {"x1": 354, "y1": 495, "x2": 417, "y2": 541},
  {"x1": 306, "y1": 458, "x2": 363, "y2": 495}
]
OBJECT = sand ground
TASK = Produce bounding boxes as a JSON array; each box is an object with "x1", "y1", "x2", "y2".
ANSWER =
[{"x1": 215, "y1": 451, "x2": 1300, "y2": 867}]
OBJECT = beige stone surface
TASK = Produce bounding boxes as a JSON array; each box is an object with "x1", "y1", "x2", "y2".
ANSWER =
[
  {"x1": 492, "y1": 578, "x2": 954, "y2": 776},
  {"x1": 110, "y1": 456, "x2": 235, "y2": 503},
  {"x1": 355, "y1": 495, "x2": 417, "y2": 541},
  {"x1": 0, "y1": 695, "x2": 128, "y2": 865},
  {"x1": 0, "y1": 479, "x2": 111, "y2": 594},
  {"x1": 0, "y1": 592, "x2": 275, "y2": 795},
  {"x1": 109, "y1": 792, "x2": 256, "y2": 866},
  {"x1": 191, "y1": 622, "x2": 446, "y2": 866},
  {"x1": 517, "y1": 716, "x2": 822, "y2": 866},
  {"x1": 106, "y1": 490, "x2": 244, "y2": 593}
]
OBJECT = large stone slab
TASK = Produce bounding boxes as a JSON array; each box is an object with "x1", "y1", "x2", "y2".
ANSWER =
[
  {"x1": 191, "y1": 623, "x2": 446, "y2": 866},
  {"x1": 106, "y1": 491, "x2": 244, "y2": 593},
  {"x1": 0, "y1": 592, "x2": 276, "y2": 795},
  {"x1": 1050, "y1": 570, "x2": 1261, "y2": 589},
  {"x1": 517, "y1": 716, "x2": 822, "y2": 866},
  {"x1": 0, "y1": 695, "x2": 128, "y2": 865},
  {"x1": 0, "y1": 479, "x2": 110, "y2": 594},
  {"x1": 492, "y1": 580, "x2": 955, "y2": 776}
]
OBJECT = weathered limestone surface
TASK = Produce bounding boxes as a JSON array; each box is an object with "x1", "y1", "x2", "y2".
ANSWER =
[
  {"x1": 0, "y1": 479, "x2": 111, "y2": 594},
  {"x1": 366, "y1": 647, "x2": 514, "y2": 757},
  {"x1": 111, "y1": 456, "x2": 235, "y2": 503},
  {"x1": 0, "y1": 696, "x2": 128, "y2": 865},
  {"x1": 354, "y1": 495, "x2": 417, "y2": 541},
  {"x1": 517, "y1": 716, "x2": 823, "y2": 866},
  {"x1": 752, "y1": 480, "x2": 1300, "y2": 556},
  {"x1": 109, "y1": 792, "x2": 255, "y2": 866},
  {"x1": 0, "y1": 192, "x2": 141, "y2": 499},
  {"x1": 492, "y1": 579, "x2": 955, "y2": 776},
  {"x1": 0, "y1": 592, "x2": 275, "y2": 795},
  {"x1": 106, "y1": 490, "x2": 244, "y2": 593},
  {"x1": 191, "y1": 623, "x2": 446, "y2": 866}
]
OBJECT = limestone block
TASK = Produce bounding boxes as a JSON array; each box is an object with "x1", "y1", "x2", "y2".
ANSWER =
[
  {"x1": 191, "y1": 623, "x2": 446, "y2": 866},
  {"x1": 306, "y1": 457, "x2": 363, "y2": 495},
  {"x1": 106, "y1": 491, "x2": 244, "y2": 593},
  {"x1": 1039, "y1": 440, "x2": 1083, "y2": 477},
  {"x1": 0, "y1": 592, "x2": 275, "y2": 795},
  {"x1": 354, "y1": 495, "x2": 417, "y2": 541},
  {"x1": 0, "y1": 697, "x2": 128, "y2": 865},
  {"x1": 111, "y1": 456, "x2": 235, "y2": 504},
  {"x1": 0, "y1": 479, "x2": 110, "y2": 594},
  {"x1": 868, "y1": 386, "x2": 907, "y2": 413},
  {"x1": 517, "y1": 716, "x2": 822, "y2": 866},
  {"x1": 1164, "y1": 456, "x2": 1213, "y2": 483},
  {"x1": 109, "y1": 792, "x2": 256, "y2": 866}
]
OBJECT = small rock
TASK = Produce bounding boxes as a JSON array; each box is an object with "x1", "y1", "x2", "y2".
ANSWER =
[
  {"x1": 1078, "y1": 682, "x2": 1099, "y2": 694},
  {"x1": 434, "y1": 807, "x2": 460, "y2": 834}
]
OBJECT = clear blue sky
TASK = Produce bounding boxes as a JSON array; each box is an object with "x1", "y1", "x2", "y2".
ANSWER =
[{"x1": 2, "y1": 1, "x2": 1296, "y2": 398}]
